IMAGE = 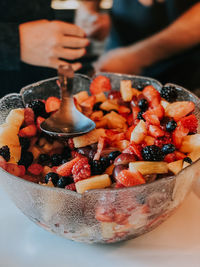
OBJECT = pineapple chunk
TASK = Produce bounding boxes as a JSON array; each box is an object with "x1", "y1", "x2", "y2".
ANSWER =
[
  {"x1": 100, "y1": 100, "x2": 119, "y2": 111},
  {"x1": 73, "y1": 91, "x2": 89, "y2": 104},
  {"x1": 95, "y1": 92, "x2": 107, "y2": 103},
  {"x1": 160, "y1": 100, "x2": 169, "y2": 111},
  {"x1": 104, "y1": 111, "x2": 126, "y2": 129},
  {"x1": 144, "y1": 136, "x2": 155, "y2": 146},
  {"x1": 73, "y1": 128, "x2": 106, "y2": 148},
  {"x1": 180, "y1": 134, "x2": 200, "y2": 153},
  {"x1": 188, "y1": 149, "x2": 200, "y2": 162},
  {"x1": 130, "y1": 120, "x2": 147, "y2": 144},
  {"x1": 0, "y1": 124, "x2": 20, "y2": 146},
  {"x1": 5, "y1": 108, "x2": 24, "y2": 131},
  {"x1": 95, "y1": 118, "x2": 108, "y2": 128},
  {"x1": 167, "y1": 160, "x2": 183, "y2": 175},
  {"x1": 9, "y1": 145, "x2": 21, "y2": 163},
  {"x1": 29, "y1": 145, "x2": 42, "y2": 160},
  {"x1": 182, "y1": 161, "x2": 190, "y2": 169},
  {"x1": 75, "y1": 174, "x2": 111, "y2": 194},
  {"x1": 90, "y1": 111, "x2": 104, "y2": 121},
  {"x1": 120, "y1": 80, "x2": 133, "y2": 102},
  {"x1": 129, "y1": 161, "x2": 168, "y2": 175}
]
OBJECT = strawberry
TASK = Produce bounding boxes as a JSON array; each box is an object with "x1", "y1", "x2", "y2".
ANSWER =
[
  {"x1": 125, "y1": 125, "x2": 135, "y2": 140},
  {"x1": 154, "y1": 133, "x2": 172, "y2": 147},
  {"x1": 65, "y1": 183, "x2": 76, "y2": 191},
  {"x1": 6, "y1": 163, "x2": 21, "y2": 176},
  {"x1": 45, "y1": 96, "x2": 61, "y2": 113},
  {"x1": 24, "y1": 107, "x2": 35, "y2": 126},
  {"x1": 18, "y1": 165, "x2": 26, "y2": 177},
  {"x1": 123, "y1": 143, "x2": 143, "y2": 160},
  {"x1": 116, "y1": 169, "x2": 145, "y2": 187},
  {"x1": 143, "y1": 110, "x2": 160, "y2": 126},
  {"x1": 118, "y1": 106, "x2": 131, "y2": 114},
  {"x1": 19, "y1": 124, "x2": 37, "y2": 138},
  {"x1": 164, "y1": 153, "x2": 176, "y2": 163},
  {"x1": 174, "y1": 151, "x2": 186, "y2": 160},
  {"x1": 148, "y1": 125, "x2": 165, "y2": 138},
  {"x1": 72, "y1": 157, "x2": 91, "y2": 182},
  {"x1": 90, "y1": 76, "x2": 112, "y2": 95},
  {"x1": 0, "y1": 155, "x2": 7, "y2": 170},
  {"x1": 28, "y1": 163, "x2": 43, "y2": 176},
  {"x1": 152, "y1": 104, "x2": 164, "y2": 120},
  {"x1": 142, "y1": 85, "x2": 161, "y2": 107},
  {"x1": 56, "y1": 157, "x2": 80, "y2": 176},
  {"x1": 179, "y1": 114, "x2": 198, "y2": 133},
  {"x1": 131, "y1": 106, "x2": 140, "y2": 122},
  {"x1": 36, "y1": 116, "x2": 45, "y2": 130},
  {"x1": 165, "y1": 101, "x2": 195, "y2": 121},
  {"x1": 127, "y1": 113, "x2": 133, "y2": 126},
  {"x1": 94, "y1": 136, "x2": 108, "y2": 160},
  {"x1": 115, "y1": 181, "x2": 125, "y2": 188},
  {"x1": 172, "y1": 125, "x2": 189, "y2": 148},
  {"x1": 21, "y1": 174, "x2": 39, "y2": 183}
]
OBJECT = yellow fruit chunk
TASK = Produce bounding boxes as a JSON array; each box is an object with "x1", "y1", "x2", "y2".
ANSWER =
[
  {"x1": 29, "y1": 146, "x2": 42, "y2": 160},
  {"x1": 188, "y1": 149, "x2": 200, "y2": 162},
  {"x1": 5, "y1": 108, "x2": 24, "y2": 131},
  {"x1": 144, "y1": 136, "x2": 155, "y2": 146},
  {"x1": 104, "y1": 111, "x2": 126, "y2": 130},
  {"x1": 90, "y1": 111, "x2": 104, "y2": 121},
  {"x1": 100, "y1": 100, "x2": 119, "y2": 111},
  {"x1": 160, "y1": 100, "x2": 169, "y2": 111},
  {"x1": 73, "y1": 91, "x2": 89, "y2": 104},
  {"x1": 75, "y1": 174, "x2": 111, "y2": 194},
  {"x1": 73, "y1": 128, "x2": 106, "y2": 148},
  {"x1": 0, "y1": 124, "x2": 20, "y2": 146},
  {"x1": 9, "y1": 145, "x2": 21, "y2": 163},
  {"x1": 130, "y1": 120, "x2": 147, "y2": 144},
  {"x1": 129, "y1": 161, "x2": 168, "y2": 175},
  {"x1": 180, "y1": 134, "x2": 200, "y2": 153},
  {"x1": 95, "y1": 92, "x2": 107, "y2": 103},
  {"x1": 167, "y1": 160, "x2": 183, "y2": 175},
  {"x1": 120, "y1": 80, "x2": 133, "y2": 101}
]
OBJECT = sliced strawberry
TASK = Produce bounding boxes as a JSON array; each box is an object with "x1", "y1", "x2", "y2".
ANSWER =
[
  {"x1": 172, "y1": 125, "x2": 189, "y2": 148},
  {"x1": 6, "y1": 163, "x2": 21, "y2": 176},
  {"x1": 179, "y1": 114, "x2": 198, "y2": 133},
  {"x1": 164, "y1": 153, "x2": 176, "y2": 163},
  {"x1": 28, "y1": 163, "x2": 43, "y2": 176},
  {"x1": 18, "y1": 165, "x2": 26, "y2": 177},
  {"x1": 94, "y1": 136, "x2": 108, "y2": 161},
  {"x1": 118, "y1": 106, "x2": 131, "y2": 114},
  {"x1": 65, "y1": 183, "x2": 76, "y2": 191},
  {"x1": 174, "y1": 151, "x2": 186, "y2": 160},
  {"x1": 125, "y1": 125, "x2": 135, "y2": 140},
  {"x1": 56, "y1": 157, "x2": 80, "y2": 176},
  {"x1": 90, "y1": 76, "x2": 112, "y2": 95},
  {"x1": 152, "y1": 104, "x2": 164, "y2": 120},
  {"x1": 142, "y1": 85, "x2": 161, "y2": 107},
  {"x1": 24, "y1": 107, "x2": 35, "y2": 126},
  {"x1": 123, "y1": 143, "x2": 143, "y2": 160},
  {"x1": 36, "y1": 116, "x2": 45, "y2": 130},
  {"x1": 45, "y1": 96, "x2": 61, "y2": 113},
  {"x1": 154, "y1": 133, "x2": 172, "y2": 147},
  {"x1": 143, "y1": 110, "x2": 160, "y2": 126},
  {"x1": 131, "y1": 106, "x2": 140, "y2": 122},
  {"x1": 19, "y1": 124, "x2": 37, "y2": 138},
  {"x1": 0, "y1": 156, "x2": 7, "y2": 170},
  {"x1": 115, "y1": 181, "x2": 125, "y2": 188},
  {"x1": 116, "y1": 169, "x2": 145, "y2": 187},
  {"x1": 165, "y1": 101, "x2": 195, "y2": 121},
  {"x1": 127, "y1": 114, "x2": 133, "y2": 126},
  {"x1": 148, "y1": 125, "x2": 165, "y2": 138}
]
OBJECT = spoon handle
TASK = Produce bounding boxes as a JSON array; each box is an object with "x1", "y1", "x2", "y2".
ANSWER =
[{"x1": 58, "y1": 65, "x2": 74, "y2": 97}]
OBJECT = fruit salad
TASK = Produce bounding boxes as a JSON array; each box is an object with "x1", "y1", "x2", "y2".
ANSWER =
[{"x1": 0, "y1": 75, "x2": 199, "y2": 195}]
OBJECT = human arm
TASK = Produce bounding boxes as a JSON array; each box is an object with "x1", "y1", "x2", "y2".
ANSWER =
[{"x1": 94, "y1": 2, "x2": 200, "y2": 74}]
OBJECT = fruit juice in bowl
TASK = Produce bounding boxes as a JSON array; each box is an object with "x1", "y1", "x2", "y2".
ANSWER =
[{"x1": 0, "y1": 73, "x2": 200, "y2": 243}]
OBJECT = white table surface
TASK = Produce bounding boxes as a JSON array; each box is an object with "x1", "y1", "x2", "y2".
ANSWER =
[{"x1": 0, "y1": 188, "x2": 200, "y2": 267}]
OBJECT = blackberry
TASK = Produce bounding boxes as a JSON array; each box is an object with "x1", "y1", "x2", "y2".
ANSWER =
[
  {"x1": 183, "y1": 157, "x2": 192, "y2": 164},
  {"x1": 142, "y1": 145, "x2": 164, "y2": 161},
  {"x1": 93, "y1": 102, "x2": 102, "y2": 111},
  {"x1": 57, "y1": 176, "x2": 74, "y2": 188},
  {"x1": 51, "y1": 154, "x2": 63, "y2": 166},
  {"x1": 45, "y1": 172, "x2": 59, "y2": 186},
  {"x1": 166, "y1": 120, "x2": 177, "y2": 132},
  {"x1": 28, "y1": 100, "x2": 47, "y2": 118},
  {"x1": 38, "y1": 154, "x2": 51, "y2": 166},
  {"x1": 91, "y1": 160, "x2": 106, "y2": 175},
  {"x1": 137, "y1": 111, "x2": 145, "y2": 121},
  {"x1": 100, "y1": 157, "x2": 110, "y2": 169},
  {"x1": 108, "y1": 151, "x2": 121, "y2": 161},
  {"x1": 162, "y1": 144, "x2": 175, "y2": 155},
  {"x1": 18, "y1": 151, "x2": 33, "y2": 168},
  {"x1": 160, "y1": 86, "x2": 177, "y2": 102},
  {"x1": 62, "y1": 146, "x2": 71, "y2": 160},
  {"x1": 138, "y1": 98, "x2": 148, "y2": 111},
  {"x1": 0, "y1": 145, "x2": 10, "y2": 162},
  {"x1": 19, "y1": 137, "x2": 30, "y2": 151}
]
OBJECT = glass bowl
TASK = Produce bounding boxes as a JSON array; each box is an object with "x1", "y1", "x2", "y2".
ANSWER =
[{"x1": 0, "y1": 73, "x2": 200, "y2": 244}]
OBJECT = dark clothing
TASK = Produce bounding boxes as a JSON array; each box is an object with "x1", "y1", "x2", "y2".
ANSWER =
[
  {"x1": 0, "y1": 0, "x2": 56, "y2": 97},
  {"x1": 107, "y1": 0, "x2": 200, "y2": 90}
]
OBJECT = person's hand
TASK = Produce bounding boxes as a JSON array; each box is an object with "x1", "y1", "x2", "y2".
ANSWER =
[
  {"x1": 75, "y1": 5, "x2": 111, "y2": 41},
  {"x1": 93, "y1": 46, "x2": 145, "y2": 75},
  {"x1": 19, "y1": 20, "x2": 89, "y2": 70}
]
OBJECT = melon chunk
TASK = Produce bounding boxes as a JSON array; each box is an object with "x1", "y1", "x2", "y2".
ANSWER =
[
  {"x1": 167, "y1": 160, "x2": 183, "y2": 175},
  {"x1": 180, "y1": 134, "x2": 200, "y2": 153}
]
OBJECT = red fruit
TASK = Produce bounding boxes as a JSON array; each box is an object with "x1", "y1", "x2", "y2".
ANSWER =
[
  {"x1": 143, "y1": 110, "x2": 160, "y2": 126},
  {"x1": 28, "y1": 163, "x2": 43, "y2": 176},
  {"x1": 24, "y1": 108, "x2": 35, "y2": 126},
  {"x1": 51, "y1": 166, "x2": 58, "y2": 172},
  {"x1": 18, "y1": 165, "x2": 26, "y2": 177},
  {"x1": 108, "y1": 90, "x2": 121, "y2": 100},
  {"x1": 131, "y1": 106, "x2": 140, "y2": 122},
  {"x1": 90, "y1": 75, "x2": 112, "y2": 95},
  {"x1": 127, "y1": 114, "x2": 133, "y2": 126},
  {"x1": 45, "y1": 96, "x2": 61, "y2": 113},
  {"x1": 116, "y1": 169, "x2": 145, "y2": 187},
  {"x1": 115, "y1": 182, "x2": 125, "y2": 188},
  {"x1": 179, "y1": 114, "x2": 198, "y2": 133},
  {"x1": 125, "y1": 125, "x2": 135, "y2": 140},
  {"x1": 94, "y1": 136, "x2": 109, "y2": 161},
  {"x1": 174, "y1": 151, "x2": 186, "y2": 160},
  {"x1": 68, "y1": 138, "x2": 74, "y2": 150},
  {"x1": 142, "y1": 85, "x2": 161, "y2": 107},
  {"x1": 6, "y1": 163, "x2": 21, "y2": 176},
  {"x1": 164, "y1": 153, "x2": 176, "y2": 163},
  {"x1": 165, "y1": 101, "x2": 195, "y2": 121},
  {"x1": 21, "y1": 174, "x2": 39, "y2": 183},
  {"x1": 36, "y1": 116, "x2": 45, "y2": 130},
  {"x1": 123, "y1": 143, "x2": 143, "y2": 160},
  {"x1": 56, "y1": 157, "x2": 80, "y2": 176},
  {"x1": 65, "y1": 183, "x2": 76, "y2": 191},
  {"x1": 154, "y1": 134, "x2": 172, "y2": 147},
  {"x1": 19, "y1": 124, "x2": 37, "y2": 138},
  {"x1": 72, "y1": 157, "x2": 91, "y2": 183},
  {"x1": 118, "y1": 106, "x2": 131, "y2": 114},
  {"x1": 148, "y1": 125, "x2": 165, "y2": 138},
  {"x1": 172, "y1": 125, "x2": 189, "y2": 148},
  {"x1": 152, "y1": 104, "x2": 164, "y2": 120},
  {"x1": 0, "y1": 155, "x2": 7, "y2": 170}
]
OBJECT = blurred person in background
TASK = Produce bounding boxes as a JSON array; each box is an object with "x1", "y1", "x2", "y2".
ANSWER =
[
  {"x1": 76, "y1": 0, "x2": 200, "y2": 92},
  {"x1": 0, "y1": 0, "x2": 89, "y2": 97}
]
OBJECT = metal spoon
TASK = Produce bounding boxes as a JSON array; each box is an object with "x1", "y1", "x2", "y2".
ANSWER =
[{"x1": 40, "y1": 65, "x2": 95, "y2": 137}]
